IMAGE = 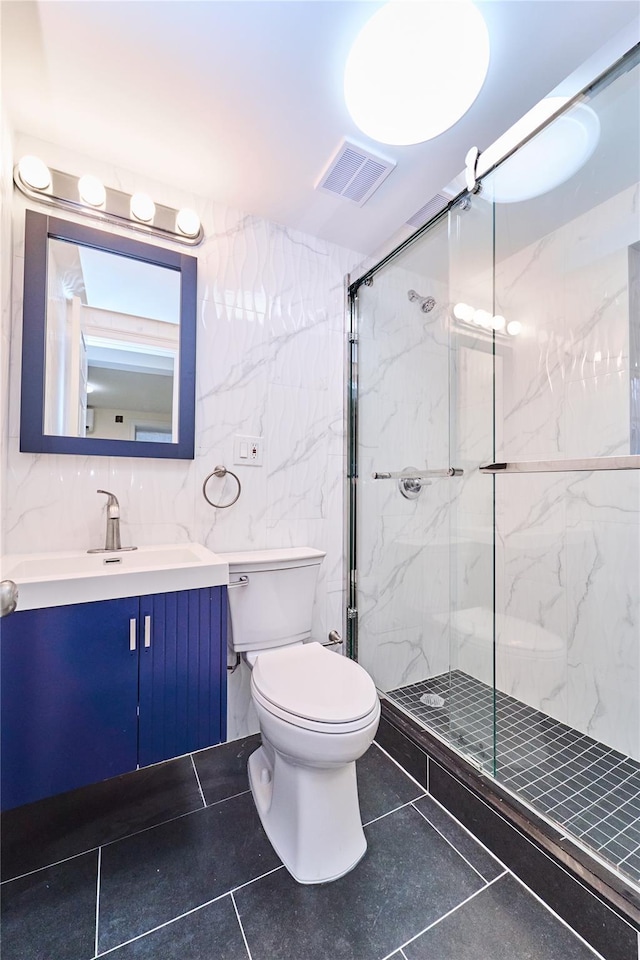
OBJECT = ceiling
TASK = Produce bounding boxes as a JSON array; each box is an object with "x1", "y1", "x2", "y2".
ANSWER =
[{"x1": 2, "y1": 1, "x2": 639, "y2": 256}]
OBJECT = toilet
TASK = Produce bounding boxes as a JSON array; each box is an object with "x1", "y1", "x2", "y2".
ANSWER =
[{"x1": 220, "y1": 547, "x2": 380, "y2": 885}]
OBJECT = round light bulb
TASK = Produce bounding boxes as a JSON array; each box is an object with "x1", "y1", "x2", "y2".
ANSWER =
[
  {"x1": 18, "y1": 155, "x2": 51, "y2": 191},
  {"x1": 344, "y1": 0, "x2": 490, "y2": 145},
  {"x1": 473, "y1": 309, "x2": 493, "y2": 328},
  {"x1": 78, "y1": 174, "x2": 106, "y2": 207},
  {"x1": 507, "y1": 320, "x2": 522, "y2": 336},
  {"x1": 176, "y1": 208, "x2": 201, "y2": 237},
  {"x1": 491, "y1": 315, "x2": 506, "y2": 331},
  {"x1": 453, "y1": 302, "x2": 475, "y2": 322},
  {"x1": 130, "y1": 192, "x2": 156, "y2": 222}
]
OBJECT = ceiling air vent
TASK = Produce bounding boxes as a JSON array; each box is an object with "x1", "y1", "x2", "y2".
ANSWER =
[
  {"x1": 406, "y1": 193, "x2": 448, "y2": 229},
  {"x1": 316, "y1": 139, "x2": 395, "y2": 206}
]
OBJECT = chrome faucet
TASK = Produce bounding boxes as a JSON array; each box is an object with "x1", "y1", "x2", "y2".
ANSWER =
[{"x1": 88, "y1": 490, "x2": 137, "y2": 554}]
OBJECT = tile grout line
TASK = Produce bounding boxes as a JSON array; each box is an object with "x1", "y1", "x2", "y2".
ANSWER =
[
  {"x1": 410, "y1": 800, "x2": 493, "y2": 884},
  {"x1": 423, "y1": 791, "x2": 506, "y2": 870},
  {"x1": 507, "y1": 870, "x2": 607, "y2": 960},
  {"x1": 231, "y1": 864, "x2": 285, "y2": 894},
  {"x1": 380, "y1": 872, "x2": 506, "y2": 960},
  {"x1": 429, "y1": 758, "x2": 640, "y2": 935},
  {"x1": 94, "y1": 846, "x2": 102, "y2": 959},
  {"x1": 231, "y1": 891, "x2": 253, "y2": 960},
  {"x1": 373, "y1": 740, "x2": 428, "y2": 795},
  {"x1": 363, "y1": 796, "x2": 426, "y2": 829},
  {"x1": 1, "y1": 789, "x2": 254, "y2": 886},
  {"x1": 190, "y1": 754, "x2": 207, "y2": 807}
]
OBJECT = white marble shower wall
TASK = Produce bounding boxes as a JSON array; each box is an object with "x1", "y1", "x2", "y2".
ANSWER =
[
  {"x1": 491, "y1": 182, "x2": 640, "y2": 760},
  {"x1": 356, "y1": 249, "x2": 455, "y2": 692},
  {"x1": 3, "y1": 135, "x2": 357, "y2": 739}
]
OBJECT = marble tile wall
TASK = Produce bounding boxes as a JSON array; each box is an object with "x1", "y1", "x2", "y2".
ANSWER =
[
  {"x1": 492, "y1": 183, "x2": 640, "y2": 759},
  {"x1": 3, "y1": 134, "x2": 357, "y2": 740}
]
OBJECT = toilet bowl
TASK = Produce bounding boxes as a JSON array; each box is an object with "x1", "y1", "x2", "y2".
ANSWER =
[{"x1": 220, "y1": 548, "x2": 380, "y2": 884}]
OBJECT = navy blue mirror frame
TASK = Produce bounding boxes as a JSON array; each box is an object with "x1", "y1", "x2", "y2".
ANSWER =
[{"x1": 20, "y1": 210, "x2": 196, "y2": 459}]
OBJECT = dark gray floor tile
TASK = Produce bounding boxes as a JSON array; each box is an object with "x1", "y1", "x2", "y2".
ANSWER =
[
  {"x1": 104, "y1": 893, "x2": 248, "y2": 959},
  {"x1": 193, "y1": 734, "x2": 261, "y2": 806},
  {"x1": 1, "y1": 755, "x2": 202, "y2": 881},
  {"x1": 358, "y1": 743, "x2": 425, "y2": 824},
  {"x1": 0, "y1": 850, "x2": 98, "y2": 960},
  {"x1": 403, "y1": 874, "x2": 598, "y2": 960},
  {"x1": 413, "y1": 795, "x2": 504, "y2": 882},
  {"x1": 235, "y1": 804, "x2": 484, "y2": 960},
  {"x1": 98, "y1": 790, "x2": 280, "y2": 953}
]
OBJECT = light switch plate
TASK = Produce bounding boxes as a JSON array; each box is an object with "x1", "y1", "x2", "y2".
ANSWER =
[{"x1": 233, "y1": 435, "x2": 263, "y2": 466}]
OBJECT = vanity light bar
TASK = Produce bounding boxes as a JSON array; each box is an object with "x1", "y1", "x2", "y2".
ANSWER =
[{"x1": 13, "y1": 159, "x2": 204, "y2": 247}]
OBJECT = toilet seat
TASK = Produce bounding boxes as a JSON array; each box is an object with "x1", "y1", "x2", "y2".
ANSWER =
[{"x1": 251, "y1": 642, "x2": 379, "y2": 732}]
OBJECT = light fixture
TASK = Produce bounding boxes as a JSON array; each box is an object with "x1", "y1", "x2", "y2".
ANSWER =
[
  {"x1": 484, "y1": 98, "x2": 600, "y2": 203},
  {"x1": 130, "y1": 192, "x2": 156, "y2": 223},
  {"x1": 176, "y1": 208, "x2": 201, "y2": 237},
  {"x1": 14, "y1": 158, "x2": 204, "y2": 245},
  {"x1": 78, "y1": 174, "x2": 106, "y2": 207},
  {"x1": 473, "y1": 308, "x2": 493, "y2": 328},
  {"x1": 344, "y1": 0, "x2": 490, "y2": 146},
  {"x1": 453, "y1": 302, "x2": 475, "y2": 322},
  {"x1": 507, "y1": 320, "x2": 522, "y2": 336},
  {"x1": 491, "y1": 315, "x2": 506, "y2": 331},
  {"x1": 86, "y1": 383, "x2": 95, "y2": 394},
  {"x1": 17, "y1": 155, "x2": 51, "y2": 191}
]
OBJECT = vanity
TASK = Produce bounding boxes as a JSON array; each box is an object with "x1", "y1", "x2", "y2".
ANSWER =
[{"x1": 1, "y1": 546, "x2": 229, "y2": 810}]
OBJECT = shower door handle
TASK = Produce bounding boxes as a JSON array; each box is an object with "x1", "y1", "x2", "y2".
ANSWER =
[{"x1": 372, "y1": 468, "x2": 463, "y2": 479}]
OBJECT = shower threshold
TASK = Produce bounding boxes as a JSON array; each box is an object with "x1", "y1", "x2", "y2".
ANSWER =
[{"x1": 388, "y1": 670, "x2": 640, "y2": 889}]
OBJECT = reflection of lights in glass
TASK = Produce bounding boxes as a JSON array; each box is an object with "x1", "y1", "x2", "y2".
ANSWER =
[
  {"x1": 507, "y1": 320, "x2": 522, "y2": 336},
  {"x1": 78, "y1": 175, "x2": 106, "y2": 207},
  {"x1": 86, "y1": 383, "x2": 95, "y2": 394},
  {"x1": 593, "y1": 351, "x2": 602, "y2": 362},
  {"x1": 130, "y1": 193, "x2": 156, "y2": 222},
  {"x1": 344, "y1": 0, "x2": 490, "y2": 145},
  {"x1": 492, "y1": 314, "x2": 506, "y2": 331},
  {"x1": 176, "y1": 208, "x2": 201, "y2": 237},
  {"x1": 486, "y1": 99, "x2": 600, "y2": 203},
  {"x1": 473, "y1": 308, "x2": 493, "y2": 328},
  {"x1": 18, "y1": 155, "x2": 51, "y2": 190},
  {"x1": 454, "y1": 302, "x2": 475, "y2": 322}
]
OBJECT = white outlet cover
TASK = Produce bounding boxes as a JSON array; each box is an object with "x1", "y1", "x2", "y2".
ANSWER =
[{"x1": 233, "y1": 435, "x2": 263, "y2": 466}]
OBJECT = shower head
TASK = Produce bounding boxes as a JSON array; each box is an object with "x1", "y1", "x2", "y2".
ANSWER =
[{"x1": 407, "y1": 290, "x2": 436, "y2": 313}]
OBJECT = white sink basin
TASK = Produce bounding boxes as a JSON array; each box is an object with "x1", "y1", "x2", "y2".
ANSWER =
[{"x1": 2, "y1": 543, "x2": 229, "y2": 611}]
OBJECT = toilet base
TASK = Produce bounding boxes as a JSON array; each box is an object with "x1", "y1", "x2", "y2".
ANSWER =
[{"x1": 248, "y1": 744, "x2": 368, "y2": 884}]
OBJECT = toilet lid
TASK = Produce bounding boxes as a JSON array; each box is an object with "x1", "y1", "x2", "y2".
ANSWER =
[{"x1": 251, "y1": 642, "x2": 378, "y2": 724}]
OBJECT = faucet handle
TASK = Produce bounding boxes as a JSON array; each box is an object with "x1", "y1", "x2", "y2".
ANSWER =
[{"x1": 97, "y1": 489, "x2": 120, "y2": 517}]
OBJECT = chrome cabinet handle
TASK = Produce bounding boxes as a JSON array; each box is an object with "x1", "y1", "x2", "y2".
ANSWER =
[
  {"x1": 129, "y1": 618, "x2": 137, "y2": 651},
  {"x1": 144, "y1": 615, "x2": 151, "y2": 648}
]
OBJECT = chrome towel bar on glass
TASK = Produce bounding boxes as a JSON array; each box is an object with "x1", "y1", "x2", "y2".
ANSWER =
[
  {"x1": 479, "y1": 455, "x2": 640, "y2": 474},
  {"x1": 202, "y1": 465, "x2": 242, "y2": 508},
  {"x1": 372, "y1": 468, "x2": 463, "y2": 480}
]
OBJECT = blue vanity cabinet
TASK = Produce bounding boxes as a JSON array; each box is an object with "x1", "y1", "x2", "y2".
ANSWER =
[
  {"x1": 1, "y1": 597, "x2": 140, "y2": 810},
  {"x1": 1, "y1": 586, "x2": 227, "y2": 810},
  {"x1": 138, "y1": 587, "x2": 227, "y2": 767}
]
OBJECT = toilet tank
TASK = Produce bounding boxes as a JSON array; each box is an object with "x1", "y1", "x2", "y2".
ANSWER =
[{"x1": 219, "y1": 548, "x2": 325, "y2": 654}]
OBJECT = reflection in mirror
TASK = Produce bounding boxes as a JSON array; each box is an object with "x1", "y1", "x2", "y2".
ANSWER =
[
  {"x1": 20, "y1": 211, "x2": 196, "y2": 459},
  {"x1": 44, "y1": 239, "x2": 181, "y2": 443}
]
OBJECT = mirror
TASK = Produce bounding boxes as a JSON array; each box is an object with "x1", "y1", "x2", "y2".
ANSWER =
[{"x1": 20, "y1": 211, "x2": 197, "y2": 459}]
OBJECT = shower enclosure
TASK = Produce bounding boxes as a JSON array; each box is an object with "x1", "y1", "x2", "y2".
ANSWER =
[{"x1": 348, "y1": 46, "x2": 640, "y2": 891}]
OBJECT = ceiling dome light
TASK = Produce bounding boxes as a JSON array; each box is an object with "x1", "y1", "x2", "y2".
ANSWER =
[
  {"x1": 18, "y1": 155, "x2": 51, "y2": 191},
  {"x1": 130, "y1": 192, "x2": 156, "y2": 222},
  {"x1": 78, "y1": 175, "x2": 106, "y2": 207},
  {"x1": 344, "y1": 0, "x2": 490, "y2": 146},
  {"x1": 176, "y1": 208, "x2": 201, "y2": 237},
  {"x1": 487, "y1": 99, "x2": 600, "y2": 203}
]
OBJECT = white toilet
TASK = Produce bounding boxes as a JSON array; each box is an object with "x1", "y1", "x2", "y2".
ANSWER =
[{"x1": 220, "y1": 547, "x2": 380, "y2": 885}]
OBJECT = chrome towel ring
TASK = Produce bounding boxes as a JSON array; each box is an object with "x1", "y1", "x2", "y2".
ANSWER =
[{"x1": 202, "y1": 465, "x2": 242, "y2": 508}]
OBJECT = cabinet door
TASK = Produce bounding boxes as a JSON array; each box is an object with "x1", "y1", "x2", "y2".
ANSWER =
[
  {"x1": 138, "y1": 587, "x2": 227, "y2": 767},
  {"x1": 1, "y1": 597, "x2": 139, "y2": 810}
]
